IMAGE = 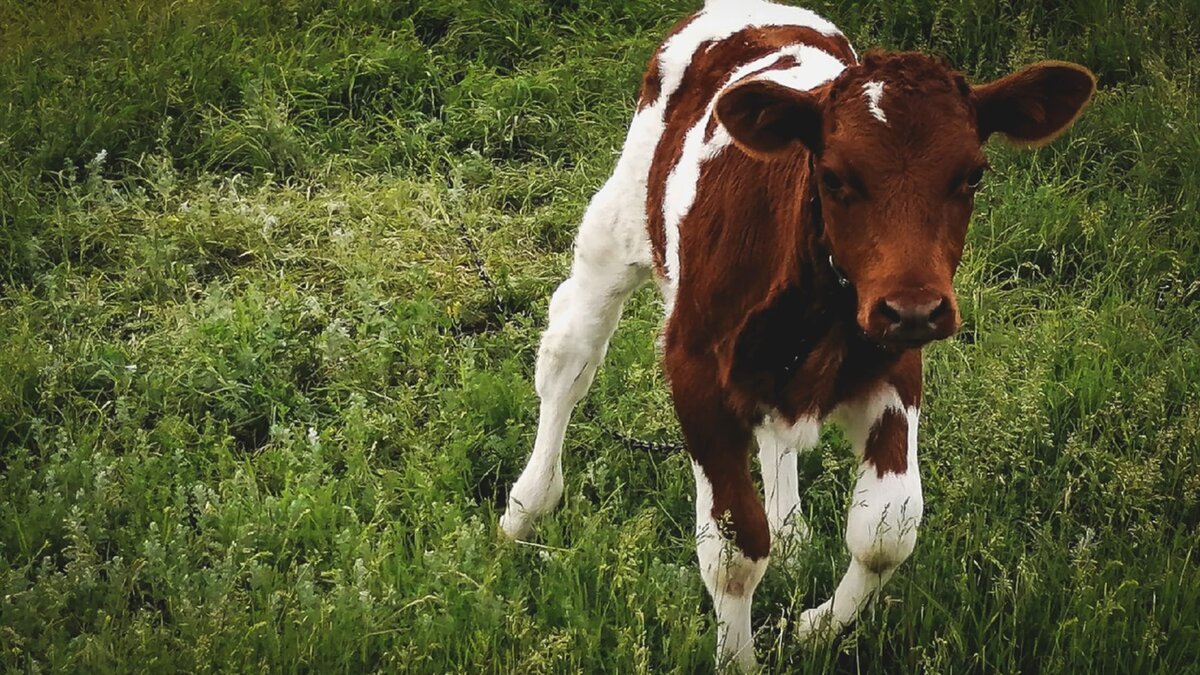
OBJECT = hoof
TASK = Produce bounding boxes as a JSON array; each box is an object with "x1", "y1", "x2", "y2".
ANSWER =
[{"x1": 498, "y1": 509, "x2": 534, "y2": 541}]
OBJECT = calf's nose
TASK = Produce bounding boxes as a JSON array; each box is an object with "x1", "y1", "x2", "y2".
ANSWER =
[
  {"x1": 880, "y1": 296, "x2": 947, "y2": 325},
  {"x1": 870, "y1": 291, "x2": 956, "y2": 346}
]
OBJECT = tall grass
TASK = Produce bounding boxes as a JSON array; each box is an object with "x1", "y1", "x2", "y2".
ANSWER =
[{"x1": 0, "y1": 0, "x2": 1197, "y2": 671}]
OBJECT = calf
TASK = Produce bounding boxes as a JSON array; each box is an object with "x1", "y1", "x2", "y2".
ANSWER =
[{"x1": 500, "y1": 0, "x2": 1095, "y2": 669}]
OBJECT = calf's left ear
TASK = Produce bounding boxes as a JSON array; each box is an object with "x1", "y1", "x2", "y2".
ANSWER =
[{"x1": 972, "y1": 61, "x2": 1097, "y2": 147}]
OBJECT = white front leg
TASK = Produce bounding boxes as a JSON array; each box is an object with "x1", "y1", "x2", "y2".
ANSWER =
[{"x1": 799, "y1": 389, "x2": 923, "y2": 642}]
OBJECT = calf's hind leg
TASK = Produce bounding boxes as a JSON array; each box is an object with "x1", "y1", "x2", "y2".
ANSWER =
[
  {"x1": 500, "y1": 184, "x2": 649, "y2": 540},
  {"x1": 755, "y1": 416, "x2": 820, "y2": 556}
]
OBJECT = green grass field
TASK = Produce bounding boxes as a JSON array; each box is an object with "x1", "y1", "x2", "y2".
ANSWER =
[{"x1": 1, "y1": 0, "x2": 1198, "y2": 671}]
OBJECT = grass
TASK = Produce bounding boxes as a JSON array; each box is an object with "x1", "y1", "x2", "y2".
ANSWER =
[{"x1": 0, "y1": 0, "x2": 1198, "y2": 671}]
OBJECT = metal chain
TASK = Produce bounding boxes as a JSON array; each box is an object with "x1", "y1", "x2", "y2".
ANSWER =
[
  {"x1": 457, "y1": 221, "x2": 497, "y2": 292},
  {"x1": 606, "y1": 427, "x2": 684, "y2": 454}
]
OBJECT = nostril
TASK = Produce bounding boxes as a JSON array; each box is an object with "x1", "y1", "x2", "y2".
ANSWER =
[
  {"x1": 928, "y1": 298, "x2": 950, "y2": 323},
  {"x1": 878, "y1": 299, "x2": 902, "y2": 324}
]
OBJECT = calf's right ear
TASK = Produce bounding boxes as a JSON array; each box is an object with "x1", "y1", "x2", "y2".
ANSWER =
[{"x1": 715, "y1": 79, "x2": 824, "y2": 160}]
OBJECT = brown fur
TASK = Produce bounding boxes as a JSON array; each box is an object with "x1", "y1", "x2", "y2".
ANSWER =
[
  {"x1": 866, "y1": 408, "x2": 909, "y2": 476},
  {"x1": 972, "y1": 60, "x2": 1097, "y2": 146}
]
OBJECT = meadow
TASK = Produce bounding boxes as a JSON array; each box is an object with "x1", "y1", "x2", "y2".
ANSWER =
[{"x1": 1, "y1": 0, "x2": 1198, "y2": 671}]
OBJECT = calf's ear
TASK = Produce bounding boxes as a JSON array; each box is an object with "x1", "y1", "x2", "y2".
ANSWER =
[
  {"x1": 972, "y1": 61, "x2": 1097, "y2": 147},
  {"x1": 716, "y1": 79, "x2": 824, "y2": 159}
]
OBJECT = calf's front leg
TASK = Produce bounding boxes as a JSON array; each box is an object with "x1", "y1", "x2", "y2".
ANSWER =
[
  {"x1": 671, "y1": 359, "x2": 771, "y2": 672},
  {"x1": 799, "y1": 385, "x2": 924, "y2": 642}
]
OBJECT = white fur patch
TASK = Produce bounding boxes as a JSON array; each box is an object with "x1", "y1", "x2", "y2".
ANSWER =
[
  {"x1": 755, "y1": 414, "x2": 820, "y2": 544},
  {"x1": 832, "y1": 386, "x2": 922, "y2": 564},
  {"x1": 863, "y1": 80, "x2": 888, "y2": 123},
  {"x1": 655, "y1": 0, "x2": 842, "y2": 111},
  {"x1": 761, "y1": 411, "x2": 821, "y2": 449},
  {"x1": 833, "y1": 384, "x2": 905, "y2": 453},
  {"x1": 844, "y1": 405, "x2": 922, "y2": 567}
]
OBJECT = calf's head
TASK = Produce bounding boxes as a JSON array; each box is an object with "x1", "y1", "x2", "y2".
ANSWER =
[{"x1": 716, "y1": 52, "x2": 1095, "y2": 349}]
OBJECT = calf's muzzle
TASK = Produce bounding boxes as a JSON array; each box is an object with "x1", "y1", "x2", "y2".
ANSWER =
[{"x1": 865, "y1": 288, "x2": 958, "y2": 348}]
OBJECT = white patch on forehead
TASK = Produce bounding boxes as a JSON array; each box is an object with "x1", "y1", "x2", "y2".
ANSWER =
[{"x1": 862, "y1": 80, "x2": 888, "y2": 124}]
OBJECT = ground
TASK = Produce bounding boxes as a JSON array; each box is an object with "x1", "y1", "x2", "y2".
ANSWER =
[{"x1": 0, "y1": 0, "x2": 1198, "y2": 672}]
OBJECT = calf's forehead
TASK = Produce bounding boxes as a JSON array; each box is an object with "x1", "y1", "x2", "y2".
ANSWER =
[
  {"x1": 831, "y1": 80, "x2": 975, "y2": 138},
  {"x1": 825, "y1": 85, "x2": 982, "y2": 173},
  {"x1": 819, "y1": 50, "x2": 979, "y2": 150}
]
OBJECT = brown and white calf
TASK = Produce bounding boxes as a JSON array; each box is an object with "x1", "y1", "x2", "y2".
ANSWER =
[{"x1": 500, "y1": 0, "x2": 1095, "y2": 669}]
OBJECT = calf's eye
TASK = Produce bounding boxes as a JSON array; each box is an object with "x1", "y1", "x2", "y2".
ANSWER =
[{"x1": 822, "y1": 170, "x2": 844, "y2": 191}]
